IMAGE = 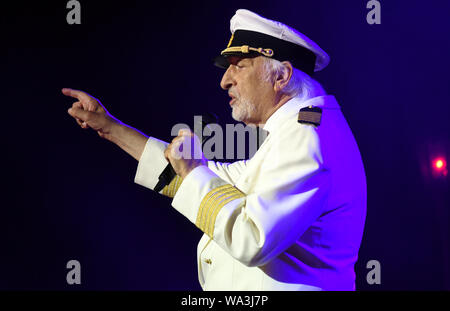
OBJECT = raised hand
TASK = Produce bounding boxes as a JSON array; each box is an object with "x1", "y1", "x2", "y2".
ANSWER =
[{"x1": 62, "y1": 88, "x2": 121, "y2": 140}]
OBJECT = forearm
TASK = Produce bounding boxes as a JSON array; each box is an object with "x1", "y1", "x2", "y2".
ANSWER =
[{"x1": 107, "y1": 122, "x2": 149, "y2": 161}]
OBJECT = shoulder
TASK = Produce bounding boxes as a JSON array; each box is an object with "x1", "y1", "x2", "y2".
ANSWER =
[
  {"x1": 270, "y1": 111, "x2": 321, "y2": 150},
  {"x1": 263, "y1": 113, "x2": 324, "y2": 172}
]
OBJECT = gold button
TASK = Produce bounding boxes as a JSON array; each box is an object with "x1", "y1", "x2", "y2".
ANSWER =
[{"x1": 204, "y1": 259, "x2": 212, "y2": 265}]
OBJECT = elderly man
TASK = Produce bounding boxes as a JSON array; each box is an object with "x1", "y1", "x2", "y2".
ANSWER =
[{"x1": 64, "y1": 9, "x2": 366, "y2": 290}]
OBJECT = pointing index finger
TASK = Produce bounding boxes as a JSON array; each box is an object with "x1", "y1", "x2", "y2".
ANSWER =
[{"x1": 62, "y1": 88, "x2": 90, "y2": 101}]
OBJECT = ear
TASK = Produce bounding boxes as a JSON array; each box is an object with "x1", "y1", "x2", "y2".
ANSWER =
[{"x1": 274, "y1": 61, "x2": 293, "y2": 92}]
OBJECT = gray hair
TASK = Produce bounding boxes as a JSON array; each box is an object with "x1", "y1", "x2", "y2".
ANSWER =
[{"x1": 261, "y1": 57, "x2": 326, "y2": 102}]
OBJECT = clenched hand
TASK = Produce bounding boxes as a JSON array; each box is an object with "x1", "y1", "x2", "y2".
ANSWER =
[{"x1": 164, "y1": 129, "x2": 207, "y2": 179}]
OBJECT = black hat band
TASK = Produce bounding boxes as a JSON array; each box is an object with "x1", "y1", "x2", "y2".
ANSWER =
[{"x1": 215, "y1": 29, "x2": 317, "y2": 76}]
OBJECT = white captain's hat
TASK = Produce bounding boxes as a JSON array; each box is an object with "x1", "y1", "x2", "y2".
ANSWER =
[{"x1": 214, "y1": 9, "x2": 330, "y2": 75}]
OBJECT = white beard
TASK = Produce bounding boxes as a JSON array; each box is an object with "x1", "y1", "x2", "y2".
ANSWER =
[{"x1": 231, "y1": 96, "x2": 257, "y2": 122}]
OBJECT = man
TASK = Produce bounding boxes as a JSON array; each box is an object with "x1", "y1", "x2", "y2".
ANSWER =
[{"x1": 64, "y1": 9, "x2": 366, "y2": 290}]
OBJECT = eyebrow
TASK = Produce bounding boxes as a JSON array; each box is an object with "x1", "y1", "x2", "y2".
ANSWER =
[
  {"x1": 236, "y1": 57, "x2": 253, "y2": 66},
  {"x1": 227, "y1": 55, "x2": 253, "y2": 66}
]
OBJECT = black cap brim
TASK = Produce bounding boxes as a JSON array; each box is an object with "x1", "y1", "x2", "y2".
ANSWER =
[
  {"x1": 213, "y1": 52, "x2": 261, "y2": 69},
  {"x1": 213, "y1": 55, "x2": 229, "y2": 69}
]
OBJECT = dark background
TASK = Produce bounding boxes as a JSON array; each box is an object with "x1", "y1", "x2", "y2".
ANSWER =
[{"x1": 1, "y1": 0, "x2": 449, "y2": 290}]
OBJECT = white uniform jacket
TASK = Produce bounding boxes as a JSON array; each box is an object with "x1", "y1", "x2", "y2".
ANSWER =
[{"x1": 134, "y1": 95, "x2": 367, "y2": 291}]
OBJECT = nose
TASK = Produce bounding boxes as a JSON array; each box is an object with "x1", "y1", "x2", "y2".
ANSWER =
[{"x1": 220, "y1": 66, "x2": 234, "y2": 90}]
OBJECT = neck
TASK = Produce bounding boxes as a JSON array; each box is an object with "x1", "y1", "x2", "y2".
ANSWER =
[{"x1": 257, "y1": 93, "x2": 294, "y2": 127}]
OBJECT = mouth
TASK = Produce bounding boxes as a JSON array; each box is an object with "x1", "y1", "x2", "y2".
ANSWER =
[{"x1": 228, "y1": 93, "x2": 236, "y2": 106}]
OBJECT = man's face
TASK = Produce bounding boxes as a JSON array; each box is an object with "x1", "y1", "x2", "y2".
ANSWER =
[{"x1": 220, "y1": 56, "x2": 274, "y2": 125}]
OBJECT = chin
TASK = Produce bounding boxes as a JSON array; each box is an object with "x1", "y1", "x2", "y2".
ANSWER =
[
  {"x1": 231, "y1": 98, "x2": 257, "y2": 124},
  {"x1": 231, "y1": 113, "x2": 256, "y2": 127},
  {"x1": 231, "y1": 108, "x2": 244, "y2": 122}
]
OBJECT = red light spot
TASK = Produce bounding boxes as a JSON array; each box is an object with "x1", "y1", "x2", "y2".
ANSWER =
[{"x1": 433, "y1": 158, "x2": 447, "y2": 175}]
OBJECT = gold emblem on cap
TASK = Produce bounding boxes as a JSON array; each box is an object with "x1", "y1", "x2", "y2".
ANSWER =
[{"x1": 221, "y1": 45, "x2": 274, "y2": 57}]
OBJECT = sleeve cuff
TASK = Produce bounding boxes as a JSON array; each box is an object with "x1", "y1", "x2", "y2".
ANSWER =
[{"x1": 134, "y1": 137, "x2": 169, "y2": 190}]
